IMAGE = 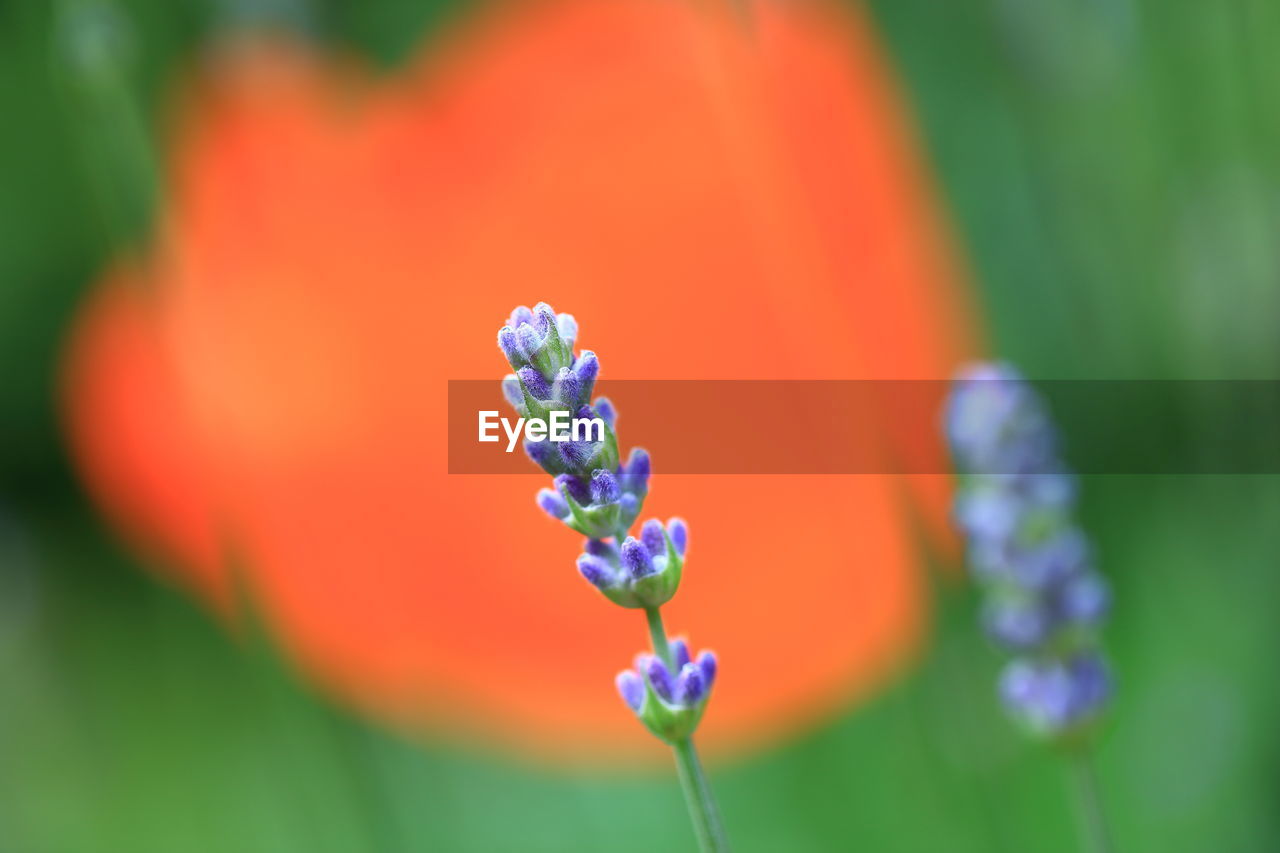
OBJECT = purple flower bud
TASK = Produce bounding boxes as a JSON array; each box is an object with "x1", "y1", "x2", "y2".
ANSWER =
[
  {"x1": 593, "y1": 397, "x2": 617, "y2": 427},
  {"x1": 576, "y1": 348, "x2": 599, "y2": 381},
  {"x1": 559, "y1": 438, "x2": 594, "y2": 470},
  {"x1": 557, "y1": 314, "x2": 578, "y2": 349},
  {"x1": 577, "y1": 554, "x2": 614, "y2": 589},
  {"x1": 536, "y1": 488, "x2": 569, "y2": 520},
  {"x1": 670, "y1": 638, "x2": 691, "y2": 670},
  {"x1": 517, "y1": 365, "x2": 550, "y2": 399},
  {"x1": 1007, "y1": 531, "x2": 1085, "y2": 591},
  {"x1": 620, "y1": 537, "x2": 656, "y2": 579},
  {"x1": 697, "y1": 651, "x2": 717, "y2": 689},
  {"x1": 584, "y1": 539, "x2": 618, "y2": 560},
  {"x1": 640, "y1": 519, "x2": 666, "y2": 556},
  {"x1": 509, "y1": 305, "x2": 535, "y2": 328},
  {"x1": 516, "y1": 325, "x2": 541, "y2": 363},
  {"x1": 624, "y1": 448, "x2": 651, "y2": 494},
  {"x1": 619, "y1": 493, "x2": 639, "y2": 518},
  {"x1": 675, "y1": 663, "x2": 706, "y2": 704},
  {"x1": 644, "y1": 656, "x2": 675, "y2": 702},
  {"x1": 498, "y1": 327, "x2": 522, "y2": 366},
  {"x1": 553, "y1": 367, "x2": 581, "y2": 407},
  {"x1": 525, "y1": 438, "x2": 559, "y2": 470},
  {"x1": 616, "y1": 670, "x2": 645, "y2": 712},
  {"x1": 554, "y1": 473, "x2": 591, "y2": 506},
  {"x1": 983, "y1": 599, "x2": 1051, "y2": 650},
  {"x1": 954, "y1": 489, "x2": 1021, "y2": 544},
  {"x1": 502, "y1": 375, "x2": 524, "y2": 410},
  {"x1": 667, "y1": 518, "x2": 688, "y2": 556},
  {"x1": 1068, "y1": 654, "x2": 1111, "y2": 716},
  {"x1": 590, "y1": 469, "x2": 621, "y2": 505},
  {"x1": 1057, "y1": 571, "x2": 1110, "y2": 626},
  {"x1": 533, "y1": 302, "x2": 557, "y2": 334},
  {"x1": 999, "y1": 659, "x2": 1039, "y2": 713}
]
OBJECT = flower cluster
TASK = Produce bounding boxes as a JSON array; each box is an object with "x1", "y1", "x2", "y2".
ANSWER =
[
  {"x1": 577, "y1": 518, "x2": 687, "y2": 608},
  {"x1": 499, "y1": 303, "x2": 649, "y2": 538},
  {"x1": 498, "y1": 302, "x2": 715, "y2": 742},
  {"x1": 946, "y1": 363, "x2": 1112, "y2": 738},
  {"x1": 616, "y1": 639, "x2": 718, "y2": 742}
]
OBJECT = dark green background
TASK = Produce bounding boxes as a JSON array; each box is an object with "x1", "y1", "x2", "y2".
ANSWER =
[{"x1": 2, "y1": 1, "x2": 1278, "y2": 850}]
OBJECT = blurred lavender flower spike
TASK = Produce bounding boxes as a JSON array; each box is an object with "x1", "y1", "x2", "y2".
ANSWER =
[
  {"x1": 999, "y1": 654, "x2": 1112, "y2": 736},
  {"x1": 574, "y1": 517, "x2": 688, "y2": 608},
  {"x1": 946, "y1": 361, "x2": 1113, "y2": 740},
  {"x1": 617, "y1": 643, "x2": 718, "y2": 743}
]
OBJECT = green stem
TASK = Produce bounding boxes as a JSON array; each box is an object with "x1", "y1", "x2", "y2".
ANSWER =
[
  {"x1": 643, "y1": 607, "x2": 730, "y2": 852},
  {"x1": 1068, "y1": 749, "x2": 1113, "y2": 853},
  {"x1": 644, "y1": 606, "x2": 672, "y2": 663},
  {"x1": 673, "y1": 737, "x2": 730, "y2": 853}
]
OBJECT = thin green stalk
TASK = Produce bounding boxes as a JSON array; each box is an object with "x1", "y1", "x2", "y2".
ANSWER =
[
  {"x1": 1068, "y1": 749, "x2": 1113, "y2": 853},
  {"x1": 644, "y1": 605, "x2": 673, "y2": 663},
  {"x1": 643, "y1": 607, "x2": 731, "y2": 853}
]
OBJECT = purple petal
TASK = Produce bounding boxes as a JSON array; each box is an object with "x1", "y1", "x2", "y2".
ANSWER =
[
  {"x1": 640, "y1": 519, "x2": 666, "y2": 556},
  {"x1": 532, "y1": 303, "x2": 557, "y2": 336},
  {"x1": 983, "y1": 599, "x2": 1050, "y2": 651},
  {"x1": 1067, "y1": 654, "x2": 1111, "y2": 717},
  {"x1": 577, "y1": 555, "x2": 614, "y2": 589},
  {"x1": 525, "y1": 438, "x2": 558, "y2": 470},
  {"x1": 553, "y1": 367, "x2": 581, "y2": 407},
  {"x1": 644, "y1": 656, "x2": 675, "y2": 702},
  {"x1": 675, "y1": 663, "x2": 706, "y2": 705},
  {"x1": 1057, "y1": 571, "x2": 1110, "y2": 626},
  {"x1": 625, "y1": 448, "x2": 651, "y2": 493},
  {"x1": 696, "y1": 651, "x2": 717, "y2": 689},
  {"x1": 502, "y1": 375, "x2": 524, "y2": 410},
  {"x1": 670, "y1": 639, "x2": 691, "y2": 670},
  {"x1": 558, "y1": 439, "x2": 594, "y2": 470},
  {"x1": 584, "y1": 539, "x2": 618, "y2": 561},
  {"x1": 616, "y1": 670, "x2": 645, "y2": 713},
  {"x1": 573, "y1": 350, "x2": 598, "y2": 391},
  {"x1": 667, "y1": 518, "x2": 688, "y2": 556},
  {"x1": 517, "y1": 365, "x2": 550, "y2": 399},
  {"x1": 509, "y1": 305, "x2": 535, "y2": 328},
  {"x1": 497, "y1": 327, "x2": 521, "y2": 365},
  {"x1": 536, "y1": 488, "x2": 569, "y2": 520},
  {"x1": 515, "y1": 325, "x2": 541, "y2": 362},
  {"x1": 590, "y1": 469, "x2": 621, "y2": 505},
  {"x1": 593, "y1": 397, "x2": 617, "y2": 427},
  {"x1": 557, "y1": 314, "x2": 578, "y2": 348},
  {"x1": 554, "y1": 474, "x2": 591, "y2": 506},
  {"x1": 620, "y1": 537, "x2": 656, "y2": 579}
]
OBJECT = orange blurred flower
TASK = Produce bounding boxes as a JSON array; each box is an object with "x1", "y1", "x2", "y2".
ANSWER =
[{"x1": 62, "y1": 0, "x2": 978, "y2": 761}]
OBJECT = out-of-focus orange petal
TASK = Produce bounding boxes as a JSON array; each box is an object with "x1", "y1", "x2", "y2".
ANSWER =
[
  {"x1": 61, "y1": 272, "x2": 228, "y2": 609},
  {"x1": 63, "y1": 0, "x2": 980, "y2": 761}
]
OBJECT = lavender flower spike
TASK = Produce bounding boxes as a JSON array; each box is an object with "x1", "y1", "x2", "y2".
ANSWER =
[
  {"x1": 946, "y1": 361, "x2": 1113, "y2": 739},
  {"x1": 496, "y1": 301, "x2": 727, "y2": 849}
]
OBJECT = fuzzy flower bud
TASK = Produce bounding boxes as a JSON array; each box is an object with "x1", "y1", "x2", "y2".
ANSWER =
[
  {"x1": 616, "y1": 642, "x2": 718, "y2": 743},
  {"x1": 572, "y1": 519, "x2": 688, "y2": 608}
]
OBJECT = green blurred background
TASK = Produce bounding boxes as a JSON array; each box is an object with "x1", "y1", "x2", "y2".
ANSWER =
[{"x1": 2, "y1": 0, "x2": 1279, "y2": 850}]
